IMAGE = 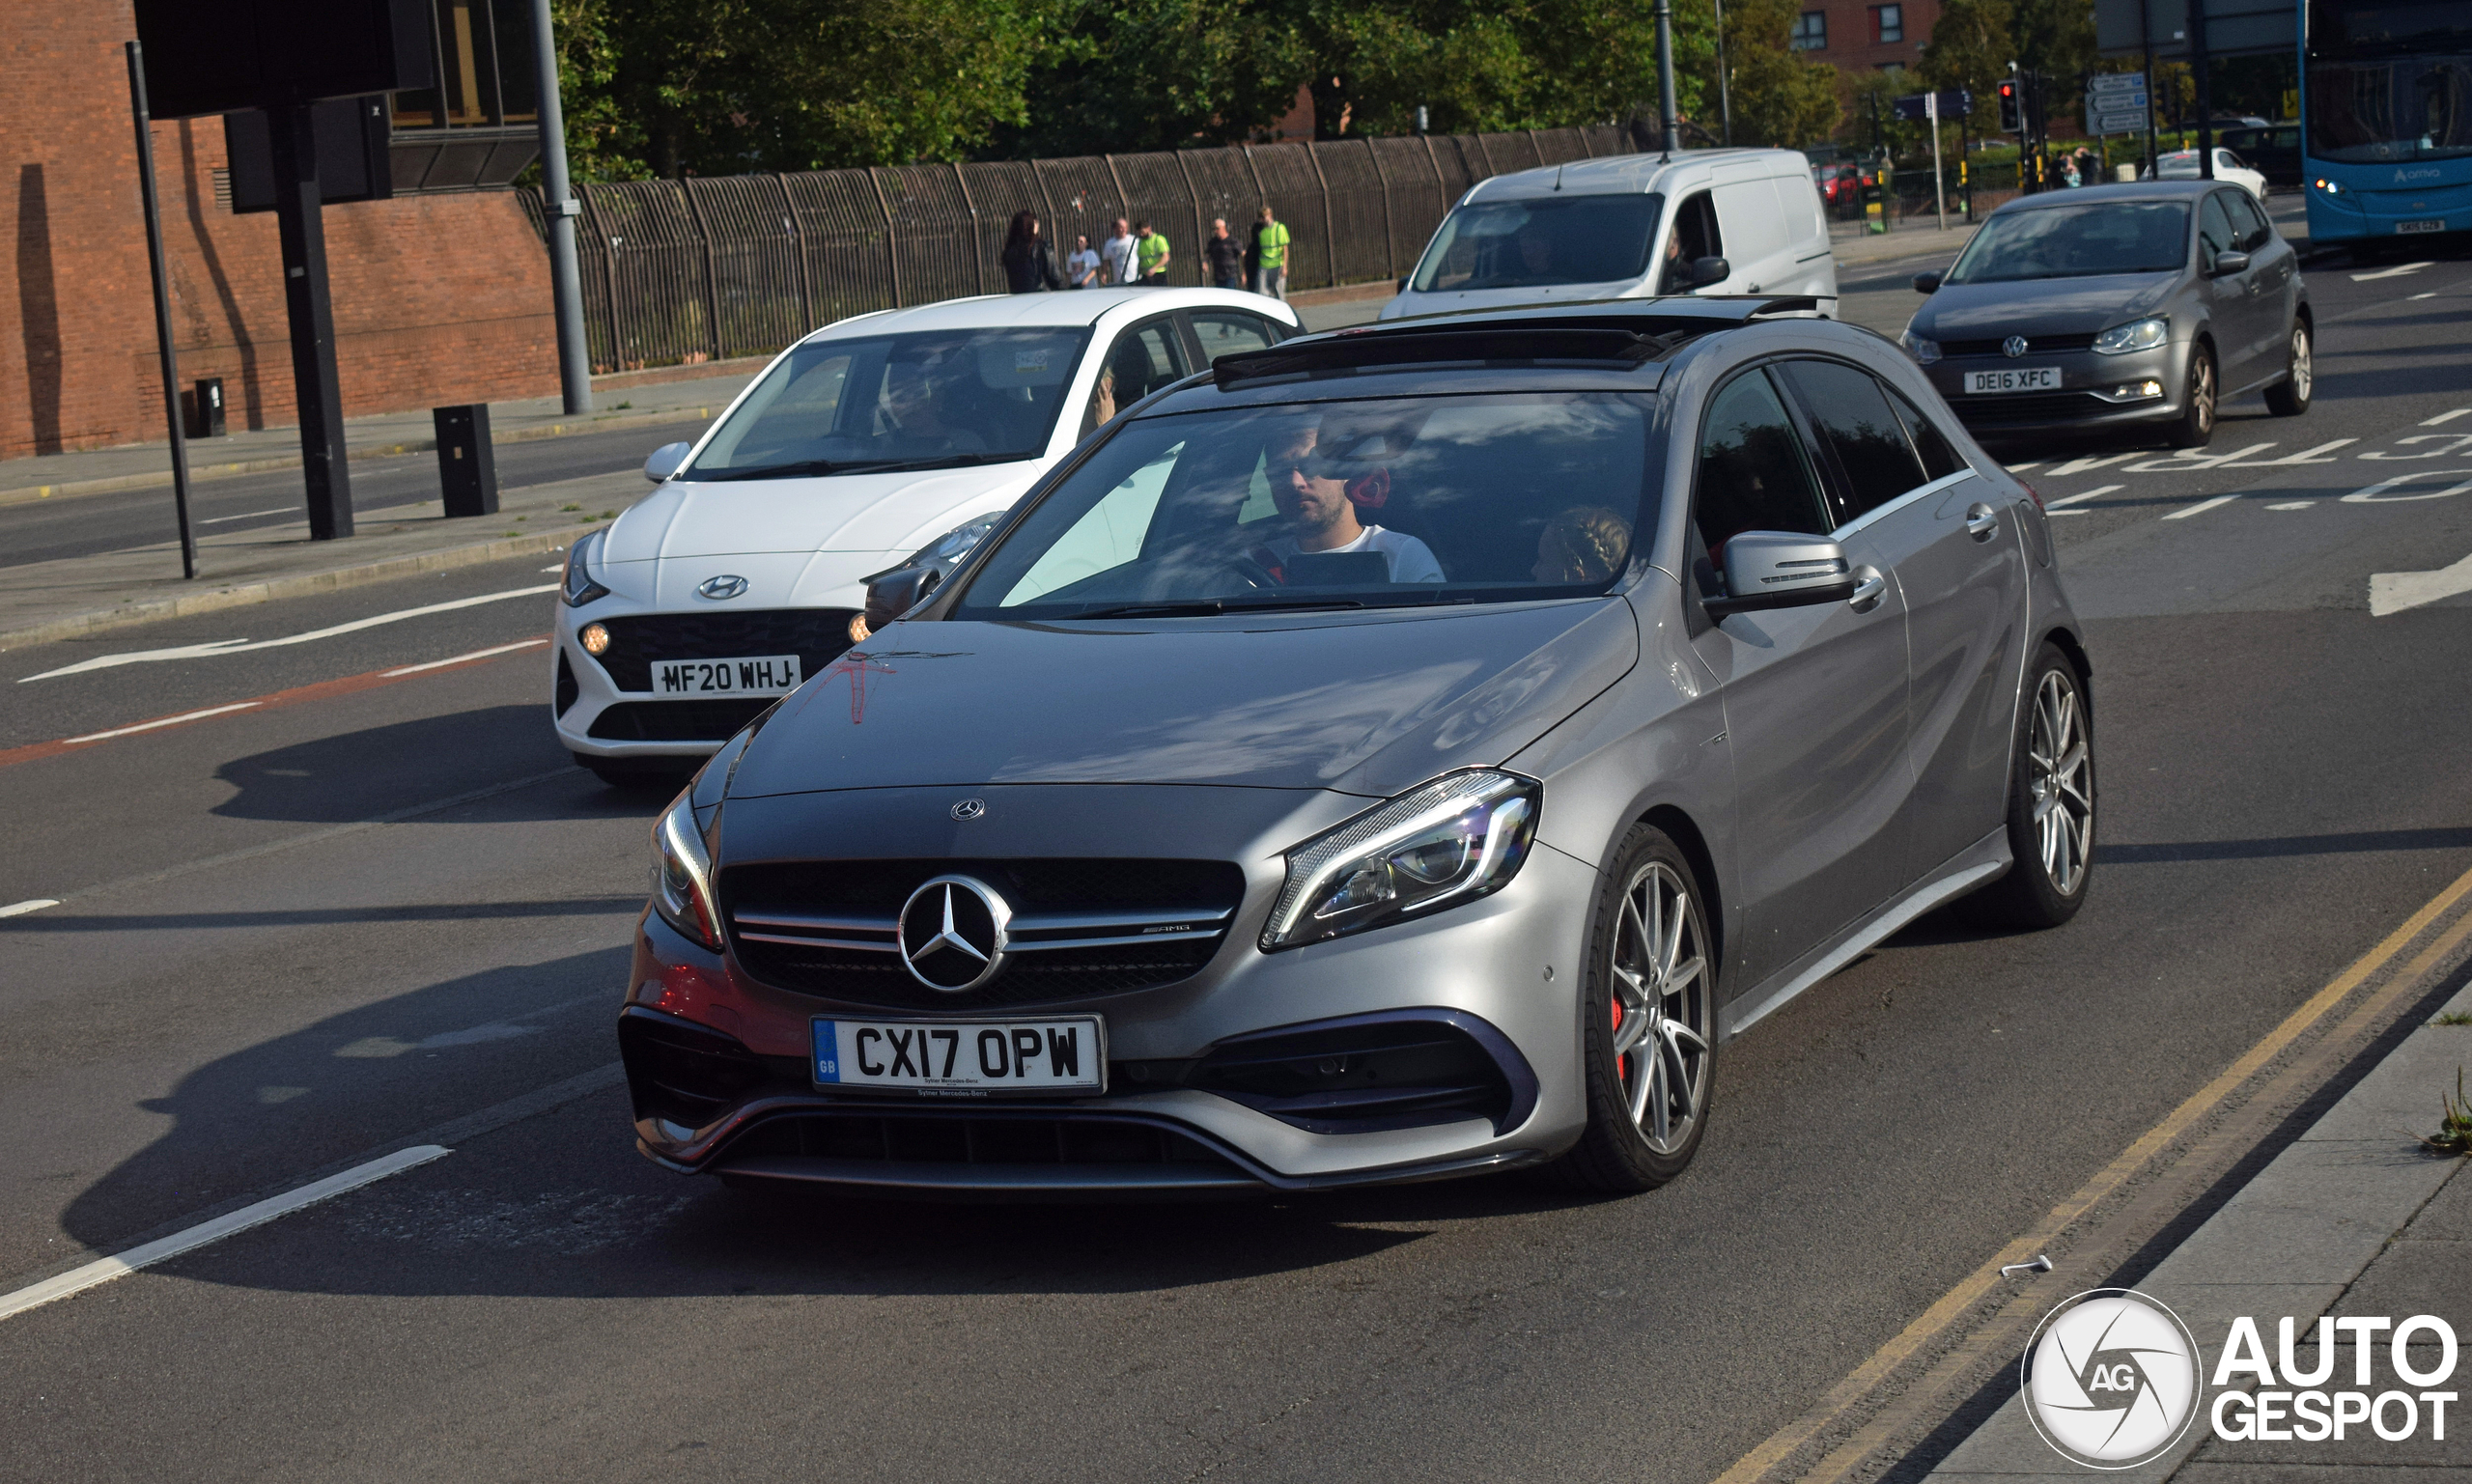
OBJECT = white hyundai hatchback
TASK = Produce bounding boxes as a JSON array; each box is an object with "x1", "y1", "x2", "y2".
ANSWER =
[{"x1": 553, "y1": 288, "x2": 1300, "y2": 784}]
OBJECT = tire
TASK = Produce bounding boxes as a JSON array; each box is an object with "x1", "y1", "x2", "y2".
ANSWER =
[
  {"x1": 1555, "y1": 824, "x2": 1717, "y2": 1193},
  {"x1": 2264, "y1": 319, "x2": 2313, "y2": 417},
  {"x1": 2167, "y1": 342, "x2": 2218, "y2": 449},
  {"x1": 1961, "y1": 644, "x2": 2095, "y2": 930}
]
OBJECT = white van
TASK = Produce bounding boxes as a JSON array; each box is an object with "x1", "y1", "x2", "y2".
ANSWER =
[{"x1": 1380, "y1": 148, "x2": 1837, "y2": 322}]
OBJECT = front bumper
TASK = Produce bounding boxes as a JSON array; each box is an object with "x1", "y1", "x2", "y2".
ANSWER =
[
  {"x1": 1924, "y1": 341, "x2": 2189, "y2": 438},
  {"x1": 617, "y1": 825, "x2": 1601, "y2": 1197},
  {"x1": 552, "y1": 602, "x2": 862, "y2": 760}
]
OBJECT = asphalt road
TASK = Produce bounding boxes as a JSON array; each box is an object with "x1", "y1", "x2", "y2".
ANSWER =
[
  {"x1": 0, "y1": 415, "x2": 713, "y2": 571},
  {"x1": 1, "y1": 234, "x2": 2469, "y2": 1483}
]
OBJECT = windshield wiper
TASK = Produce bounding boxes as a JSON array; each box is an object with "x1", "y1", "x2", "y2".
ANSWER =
[
  {"x1": 697, "y1": 459, "x2": 849, "y2": 481},
  {"x1": 696, "y1": 451, "x2": 1025, "y2": 482},
  {"x1": 1071, "y1": 597, "x2": 1369, "y2": 620}
]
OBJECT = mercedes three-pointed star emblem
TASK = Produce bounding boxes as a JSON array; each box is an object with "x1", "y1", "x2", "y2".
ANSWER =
[{"x1": 896, "y1": 875, "x2": 1011, "y2": 993}]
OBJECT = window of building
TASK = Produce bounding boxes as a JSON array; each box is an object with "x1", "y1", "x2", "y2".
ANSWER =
[
  {"x1": 1870, "y1": 4, "x2": 1904, "y2": 43},
  {"x1": 391, "y1": 0, "x2": 538, "y2": 130},
  {"x1": 1791, "y1": 12, "x2": 1828, "y2": 50}
]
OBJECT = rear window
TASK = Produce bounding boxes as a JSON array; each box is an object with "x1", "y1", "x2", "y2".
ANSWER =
[
  {"x1": 1410, "y1": 194, "x2": 1664, "y2": 294},
  {"x1": 954, "y1": 392, "x2": 1655, "y2": 619}
]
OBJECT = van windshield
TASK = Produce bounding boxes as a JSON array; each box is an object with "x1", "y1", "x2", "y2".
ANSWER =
[{"x1": 1409, "y1": 194, "x2": 1665, "y2": 294}]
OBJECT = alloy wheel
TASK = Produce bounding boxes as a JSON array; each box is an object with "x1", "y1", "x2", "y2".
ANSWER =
[
  {"x1": 1609, "y1": 861, "x2": 1712, "y2": 1156},
  {"x1": 2027, "y1": 671, "x2": 2093, "y2": 895},
  {"x1": 2289, "y1": 326, "x2": 2313, "y2": 403},
  {"x1": 2189, "y1": 351, "x2": 2217, "y2": 435}
]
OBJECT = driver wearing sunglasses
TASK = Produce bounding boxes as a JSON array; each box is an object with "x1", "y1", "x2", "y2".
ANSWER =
[{"x1": 1256, "y1": 424, "x2": 1445, "y2": 584}]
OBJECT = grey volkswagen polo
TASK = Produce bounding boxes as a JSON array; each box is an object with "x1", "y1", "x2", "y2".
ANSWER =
[
  {"x1": 1901, "y1": 181, "x2": 2311, "y2": 448},
  {"x1": 618, "y1": 298, "x2": 2095, "y2": 1198}
]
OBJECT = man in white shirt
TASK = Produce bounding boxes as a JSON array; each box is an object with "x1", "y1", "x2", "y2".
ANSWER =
[
  {"x1": 1100, "y1": 218, "x2": 1138, "y2": 288},
  {"x1": 1259, "y1": 425, "x2": 1445, "y2": 584},
  {"x1": 1064, "y1": 234, "x2": 1100, "y2": 289}
]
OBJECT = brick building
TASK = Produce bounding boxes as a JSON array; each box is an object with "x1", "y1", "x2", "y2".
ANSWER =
[
  {"x1": 3, "y1": 2, "x2": 558, "y2": 462},
  {"x1": 1788, "y1": 0, "x2": 1945, "y2": 79}
]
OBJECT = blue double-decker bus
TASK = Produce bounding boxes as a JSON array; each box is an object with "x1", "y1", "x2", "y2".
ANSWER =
[{"x1": 2303, "y1": 0, "x2": 2472, "y2": 244}]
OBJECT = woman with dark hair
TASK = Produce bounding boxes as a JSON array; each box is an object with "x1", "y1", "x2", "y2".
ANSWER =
[{"x1": 1001, "y1": 210, "x2": 1065, "y2": 293}]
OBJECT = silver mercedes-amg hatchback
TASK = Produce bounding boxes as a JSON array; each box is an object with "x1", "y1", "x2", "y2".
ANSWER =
[{"x1": 618, "y1": 296, "x2": 2094, "y2": 1197}]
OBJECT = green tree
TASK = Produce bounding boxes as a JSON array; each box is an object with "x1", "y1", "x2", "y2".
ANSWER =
[
  {"x1": 1710, "y1": 0, "x2": 1841, "y2": 147},
  {"x1": 1919, "y1": 0, "x2": 2016, "y2": 134}
]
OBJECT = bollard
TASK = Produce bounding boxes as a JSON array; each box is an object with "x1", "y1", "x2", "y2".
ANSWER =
[
  {"x1": 434, "y1": 404, "x2": 499, "y2": 518},
  {"x1": 186, "y1": 377, "x2": 226, "y2": 438}
]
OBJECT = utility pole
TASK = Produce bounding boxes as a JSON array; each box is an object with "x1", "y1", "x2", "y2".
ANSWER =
[
  {"x1": 1716, "y1": 0, "x2": 1733, "y2": 146},
  {"x1": 2191, "y1": 0, "x2": 2215, "y2": 177},
  {"x1": 2141, "y1": 0, "x2": 2159, "y2": 175},
  {"x1": 531, "y1": 0, "x2": 592, "y2": 415},
  {"x1": 1928, "y1": 91, "x2": 1947, "y2": 229},
  {"x1": 125, "y1": 41, "x2": 196, "y2": 579},
  {"x1": 1655, "y1": 0, "x2": 1680, "y2": 154}
]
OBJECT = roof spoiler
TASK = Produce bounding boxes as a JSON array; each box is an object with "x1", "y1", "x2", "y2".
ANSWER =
[{"x1": 1213, "y1": 326, "x2": 1676, "y2": 389}]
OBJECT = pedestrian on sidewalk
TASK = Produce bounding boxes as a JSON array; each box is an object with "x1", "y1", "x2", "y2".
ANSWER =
[
  {"x1": 1204, "y1": 217, "x2": 1245, "y2": 290},
  {"x1": 1000, "y1": 210, "x2": 1065, "y2": 293},
  {"x1": 1101, "y1": 218, "x2": 1138, "y2": 288},
  {"x1": 1135, "y1": 221, "x2": 1171, "y2": 283},
  {"x1": 1065, "y1": 234, "x2": 1100, "y2": 289},
  {"x1": 1252, "y1": 206, "x2": 1290, "y2": 300}
]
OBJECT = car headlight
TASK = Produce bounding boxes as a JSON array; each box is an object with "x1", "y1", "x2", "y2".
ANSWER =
[
  {"x1": 1261, "y1": 770, "x2": 1540, "y2": 951},
  {"x1": 2313, "y1": 176, "x2": 2346, "y2": 195},
  {"x1": 1900, "y1": 329, "x2": 1942, "y2": 365},
  {"x1": 651, "y1": 793, "x2": 721, "y2": 949},
  {"x1": 2093, "y1": 317, "x2": 2169, "y2": 354},
  {"x1": 563, "y1": 527, "x2": 610, "y2": 607}
]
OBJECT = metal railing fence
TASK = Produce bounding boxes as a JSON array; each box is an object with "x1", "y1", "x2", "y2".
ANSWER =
[{"x1": 532, "y1": 126, "x2": 1638, "y2": 373}]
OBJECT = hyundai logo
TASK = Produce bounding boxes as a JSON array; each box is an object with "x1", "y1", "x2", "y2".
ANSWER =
[
  {"x1": 696, "y1": 574, "x2": 749, "y2": 601},
  {"x1": 2003, "y1": 335, "x2": 2030, "y2": 358},
  {"x1": 897, "y1": 876, "x2": 1010, "y2": 993},
  {"x1": 949, "y1": 798, "x2": 986, "y2": 821}
]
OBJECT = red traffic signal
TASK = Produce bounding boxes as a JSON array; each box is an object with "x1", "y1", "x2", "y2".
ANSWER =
[{"x1": 1998, "y1": 79, "x2": 2022, "y2": 132}]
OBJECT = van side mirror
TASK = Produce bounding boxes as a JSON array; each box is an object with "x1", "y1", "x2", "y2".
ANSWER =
[
  {"x1": 1912, "y1": 271, "x2": 1943, "y2": 294},
  {"x1": 1703, "y1": 532, "x2": 1858, "y2": 616},
  {"x1": 1691, "y1": 255, "x2": 1731, "y2": 288},
  {"x1": 643, "y1": 441, "x2": 691, "y2": 483},
  {"x1": 2210, "y1": 249, "x2": 2251, "y2": 276}
]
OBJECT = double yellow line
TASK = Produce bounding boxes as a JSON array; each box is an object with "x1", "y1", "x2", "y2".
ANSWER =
[{"x1": 1715, "y1": 856, "x2": 2472, "y2": 1484}]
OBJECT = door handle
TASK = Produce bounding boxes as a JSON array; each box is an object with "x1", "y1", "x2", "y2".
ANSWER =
[
  {"x1": 1848, "y1": 565, "x2": 1887, "y2": 612},
  {"x1": 1964, "y1": 502, "x2": 2000, "y2": 541}
]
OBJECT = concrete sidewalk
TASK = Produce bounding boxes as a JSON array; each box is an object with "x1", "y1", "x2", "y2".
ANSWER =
[{"x1": 1920, "y1": 958, "x2": 2472, "y2": 1479}]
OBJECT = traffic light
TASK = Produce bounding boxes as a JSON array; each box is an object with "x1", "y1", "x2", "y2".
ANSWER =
[{"x1": 1998, "y1": 79, "x2": 2022, "y2": 132}]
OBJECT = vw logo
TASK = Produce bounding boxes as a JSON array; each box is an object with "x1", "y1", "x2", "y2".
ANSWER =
[
  {"x1": 2003, "y1": 335, "x2": 2031, "y2": 359},
  {"x1": 896, "y1": 876, "x2": 1010, "y2": 993},
  {"x1": 2021, "y1": 1289, "x2": 2202, "y2": 1469},
  {"x1": 949, "y1": 798, "x2": 986, "y2": 821},
  {"x1": 696, "y1": 574, "x2": 749, "y2": 601}
]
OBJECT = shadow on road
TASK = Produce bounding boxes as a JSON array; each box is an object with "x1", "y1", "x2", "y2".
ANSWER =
[{"x1": 209, "y1": 705, "x2": 651, "y2": 824}]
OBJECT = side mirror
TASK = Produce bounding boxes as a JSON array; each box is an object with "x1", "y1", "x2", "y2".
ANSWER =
[
  {"x1": 2210, "y1": 249, "x2": 2251, "y2": 276},
  {"x1": 643, "y1": 441, "x2": 691, "y2": 483},
  {"x1": 859, "y1": 566, "x2": 938, "y2": 634},
  {"x1": 1912, "y1": 271, "x2": 1944, "y2": 294},
  {"x1": 1704, "y1": 532, "x2": 1859, "y2": 616},
  {"x1": 1691, "y1": 256, "x2": 1731, "y2": 289}
]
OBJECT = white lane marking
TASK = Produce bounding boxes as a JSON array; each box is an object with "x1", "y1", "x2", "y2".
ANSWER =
[
  {"x1": 2361, "y1": 433, "x2": 2472, "y2": 462},
  {"x1": 17, "y1": 584, "x2": 559, "y2": 682},
  {"x1": 2225, "y1": 439, "x2": 2355, "y2": 465},
  {"x1": 2042, "y1": 485, "x2": 2122, "y2": 513},
  {"x1": 0, "y1": 899, "x2": 60, "y2": 918},
  {"x1": 2341, "y1": 468, "x2": 2472, "y2": 504},
  {"x1": 2423, "y1": 409, "x2": 2471, "y2": 427},
  {"x1": 2265, "y1": 501, "x2": 2316, "y2": 510},
  {"x1": 2124, "y1": 443, "x2": 2276, "y2": 473},
  {"x1": 60, "y1": 701, "x2": 261, "y2": 744},
  {"x1": 2372, "y1": 549, "x2": 2472, "y2": 616},
  {"x1": 2045, "y1": 454, "x2": 2134, "y2": 478},
  {"x1": 2350, "y1": 261, "x2": 2432, "y2": 281},
  {"x1": 2163, "y1": 492, "x2": 2243, "y2": 520},
  {"x1": 539, "y1": 565, "x2": 564, "y2": 573},
  {"x1": 197, "y1": 506, "x2": 295, "y2": 526},
  {"x1": 0, "y1": 1145, "x2": 449, "y2": 1324},
  {"x1": 2005, "y1": 463, "x2": 2042, "y2": 474},
  {"x1": 381, "y1": 638, "x2": 548, "y2": 677},
  {"x1": 2412, "y1": 292, "x2": 2439, "y2": 300}
]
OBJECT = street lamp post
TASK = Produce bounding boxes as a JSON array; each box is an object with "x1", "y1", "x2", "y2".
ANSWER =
[
  {"x1": 531, "y1": 0, "x2": 593, "y2": 415},
  {"x1": 1655, "y1": 0, "x2": 1680, "y2": 154}
]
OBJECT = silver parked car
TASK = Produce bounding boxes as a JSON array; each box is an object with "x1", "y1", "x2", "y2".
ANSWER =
[
  {"x1": 1901, "y1": 181, "x2": 2310, "y2": 448},
  {"x1": 619, "y1": 298, "x2": 2095, "y2": 1197}
]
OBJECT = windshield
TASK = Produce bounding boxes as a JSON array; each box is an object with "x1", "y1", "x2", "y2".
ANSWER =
[
  {"x1": 952, "y1": 392, "x2": 1654, "y2": 620},
  {"x1": 1943, "y1": 203, "x2": 2189, "y2": 283},
  {"x1": 1409, "y1": 194, "x2": 1664, "y2": 293},
  {"x1": 679, "y1": 326, "x2": 1092, "y2": 480},
  {"x1": 2306, "y1": 56, "x2": 2472, "y2": 162}
]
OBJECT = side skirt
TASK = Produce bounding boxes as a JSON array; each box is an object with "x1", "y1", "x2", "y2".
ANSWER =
[{"x1": 1719, "y1": 825, "x2": 2011, "y2": 1039}]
